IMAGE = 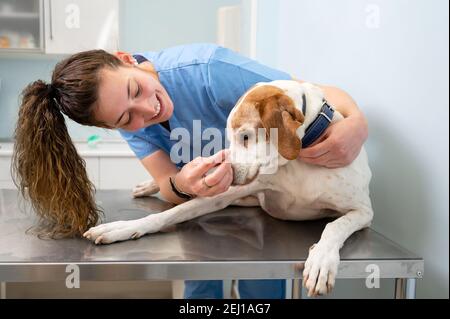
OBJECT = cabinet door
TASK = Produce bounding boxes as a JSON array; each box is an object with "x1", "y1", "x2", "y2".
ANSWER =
[
  {"x1": 99, "y1": 157, "x2": 151, "y2": 190},
  {"x1": 0, "y1": 156, "x2": 100, "y2": 189},
  {"x1": 0, "y1": 157, "x2": 12, "y2": 182},
  {"x1": 43, "y1": 0, "x2": 119, "y2": 54},
  {"x1": 0, "y1": 156, "x2": 15, "y2": 189},
  {"x1": 84, "y1": 157, "x2": 99, "y2": 189},
  {"x1": 0, "y1": 0, "x2": 44, "y2": 52}
]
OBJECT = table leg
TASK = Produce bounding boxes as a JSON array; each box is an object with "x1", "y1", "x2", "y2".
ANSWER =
[
  {"x1": 406, "y1": 279, "x2": 417, "y2": 299},
  {"x1": 394, "y1": 278, "x2": 406, "y2": 298},
  {"x1": 223, "y1": 279, "x2": 233, "y2": 299},
  {"x1": 1, "y1": 282, "x2": 5, "y2": 299},
  {"x1": 291, "y1": 278, "x2": 302, "y2": 299},
  {"x1": 285, "y1": 279, "x2": 292, "y2": 298},
  {"x1": 395, "y1": 278, "x2": 416, "y2": 299}
]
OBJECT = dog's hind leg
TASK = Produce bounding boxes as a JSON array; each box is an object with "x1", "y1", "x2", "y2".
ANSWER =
[
  {"x1": 302, "y1": 205, "x2": 373, "y2": 297},
  {"x1": 84, "y1": 181, "x2": 264, "y2": 244}
]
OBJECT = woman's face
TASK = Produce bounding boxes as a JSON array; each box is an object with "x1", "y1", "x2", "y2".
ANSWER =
[{"x1": 94, "y1": 65, "x2": 174, "y2": 131}]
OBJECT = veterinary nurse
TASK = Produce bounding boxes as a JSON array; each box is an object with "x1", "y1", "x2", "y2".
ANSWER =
[{"x1": 12, "y1": 43, "x2": 368, "y2": 298}]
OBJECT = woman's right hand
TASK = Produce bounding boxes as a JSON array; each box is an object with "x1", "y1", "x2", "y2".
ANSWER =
[{"x1": 175, "y1": 149, "x2": 233, "y2": 197}]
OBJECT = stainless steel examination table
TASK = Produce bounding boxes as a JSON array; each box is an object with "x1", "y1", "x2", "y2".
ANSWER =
[{"x1": 0, "y1": 189, "x2": 423, "y2": 299}]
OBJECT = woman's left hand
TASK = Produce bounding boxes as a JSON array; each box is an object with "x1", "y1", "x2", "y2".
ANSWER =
[{"x1": 298, "y1": 113, "x2": 368, "y2": 168}]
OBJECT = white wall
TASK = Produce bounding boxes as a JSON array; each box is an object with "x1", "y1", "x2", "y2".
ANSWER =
[{"x1": 258, "y1": 0, "x2": 448, "y2": 298}]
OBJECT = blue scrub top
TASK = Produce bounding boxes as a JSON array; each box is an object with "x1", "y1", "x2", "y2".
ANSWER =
[{"x1": 118, "y1": 43, "x2": 291, "y2": 167}]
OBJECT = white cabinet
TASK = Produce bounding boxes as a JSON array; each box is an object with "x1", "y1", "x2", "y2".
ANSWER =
[
  {"x1": 0, "y1": 156, "x2": 15, "y2": 189},
  {"x1": 0, "y1": 0, "x2": 119, "y2": 54},
  {"x1": 43, "y1": 0, "x2": 119, "y2": 54},
  {"x1": 84, "y1": 157, "x2": 99, "y2": 188},
  {"x1": 99, "y1": 157, "x2": 150, "y2": 190},
  {"x1": 0, "y1": 157, "x2": 12, "y2": 181},
  {"x1": 0, "y1": 154, "x2": 101, "y2": 189},
  {"x1": 0, "y1": 142, "x2": 153, "y2": 191}
]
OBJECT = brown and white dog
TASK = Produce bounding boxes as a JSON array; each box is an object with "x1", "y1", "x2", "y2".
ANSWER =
[{"x1": 83, "y1": 80, "x2": 373, "y2": 296}]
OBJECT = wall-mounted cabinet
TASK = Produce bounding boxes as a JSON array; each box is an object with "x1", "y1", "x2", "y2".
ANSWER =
[
  {"x1": 0, "y1": 0, "x2": 43, "y2": 52},
  {"x1": 0, "y1": 0, "x2": 119, "y2": 55},
  {"x1": 43, "y1": 0, "x2": 119, "y2": 54}
]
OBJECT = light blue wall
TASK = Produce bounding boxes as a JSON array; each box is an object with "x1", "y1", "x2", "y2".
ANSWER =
[
  {"x1": 254, "y1": 0, "x2": 280, "y2": 69},
  {"x1": 0, "y1": 0, "x2": 240, "y2": 140},
  {"x1": 261, "y1": 0, "x2": 449, "y2": 298},
  {"x1": 120, "y1": 0, "x2": 241, "y2": 53}
]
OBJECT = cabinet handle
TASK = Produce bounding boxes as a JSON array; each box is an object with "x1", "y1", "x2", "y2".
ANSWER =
[{"x1": 49, "y1": 0, "x2": 54, "y2": 40}]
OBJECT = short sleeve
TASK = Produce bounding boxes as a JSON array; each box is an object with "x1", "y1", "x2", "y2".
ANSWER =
[
  {"x1": 207, "y1": 47, "x2": 292, "y2": 111},
  {"x1": 118, "y1": 129, "x2": 160, "y2": 160}
]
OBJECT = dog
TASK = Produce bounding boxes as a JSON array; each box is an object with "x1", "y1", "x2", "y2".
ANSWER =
[{"x1": 83, "y1": 80, "x2": 373, "y2": 296}]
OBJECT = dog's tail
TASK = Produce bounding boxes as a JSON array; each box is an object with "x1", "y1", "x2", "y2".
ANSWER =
[{"x1": 132, "y1": 179, "x2": 160, "y2": 198}]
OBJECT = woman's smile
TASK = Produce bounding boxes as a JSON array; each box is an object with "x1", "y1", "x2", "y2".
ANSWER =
[{"x1": 144, "y1": 93, "x2": 166, "y2": 124}]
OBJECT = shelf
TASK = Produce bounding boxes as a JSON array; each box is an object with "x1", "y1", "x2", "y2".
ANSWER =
[
  {"x1": 0, "y1": 48, "x2": 44, "y2": 54},
  {"x1": 0, "y1": 12, "x2": 39, "y2": 19}
]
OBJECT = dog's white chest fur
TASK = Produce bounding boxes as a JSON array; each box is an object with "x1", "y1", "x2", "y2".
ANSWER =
[{"x1": 254, "y1": 147, "x2": 371, "y2": 221}]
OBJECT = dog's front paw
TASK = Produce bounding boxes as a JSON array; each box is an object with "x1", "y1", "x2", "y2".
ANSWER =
[
  {"x1": 303, "y1": 243, "x2": 340, "y2": 297},
  {"x1": 83, "y1": 220, "x2": 146, "y2": 245},
  {"x1": 132, "y1": 179, "x2": 160, "y2": 198}
]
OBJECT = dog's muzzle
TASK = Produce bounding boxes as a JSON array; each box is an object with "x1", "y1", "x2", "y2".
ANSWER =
[{"x1": 231, "y1": 163, "x2": 260, "y2": 185}]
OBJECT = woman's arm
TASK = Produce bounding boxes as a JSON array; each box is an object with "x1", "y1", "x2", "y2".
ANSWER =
[
  {"x1": 140, "y1": 149, "x2": 233, "y2": 205},
  {"x1": 295, "y1": 79, "x2": 369, "y2": 168},
  {"x1": 140, "y1": 150, "x2": 187, "y2": 205}
]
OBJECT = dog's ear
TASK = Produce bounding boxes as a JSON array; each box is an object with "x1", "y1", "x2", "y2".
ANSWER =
[
  {"x1": 256, "y1": 89, "x2": 305, "y2": 160},
  {"x1": 245, "y1": 84, "x2": 284, "y2": 102}
]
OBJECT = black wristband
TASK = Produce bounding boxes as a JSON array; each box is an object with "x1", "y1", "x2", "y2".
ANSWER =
[{"x1": 169, "y1": 175, "x2": 194, "y2": 200}]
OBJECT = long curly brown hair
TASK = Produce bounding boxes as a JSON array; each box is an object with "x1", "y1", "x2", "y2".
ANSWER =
[{"x1": 11, "y1": 50, "x2": 123, "y2": 238}]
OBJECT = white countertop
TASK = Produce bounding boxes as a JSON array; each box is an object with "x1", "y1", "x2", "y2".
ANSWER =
[{"x1": 0, "y1": 141, "x2": 135, "y2": 158}]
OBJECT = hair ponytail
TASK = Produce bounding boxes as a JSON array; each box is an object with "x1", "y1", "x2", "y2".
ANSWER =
[{"x1": 12, "y1": 79, "x2": 102, "y2": 238}]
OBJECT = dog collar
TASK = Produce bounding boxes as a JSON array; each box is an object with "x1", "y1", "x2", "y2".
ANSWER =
[
  {"x1": 133, "y1": 54, "x2": 148, "y2": 64},
  {"x1": 301, "y1": 101, "x2": 334, "y2": 148}
]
